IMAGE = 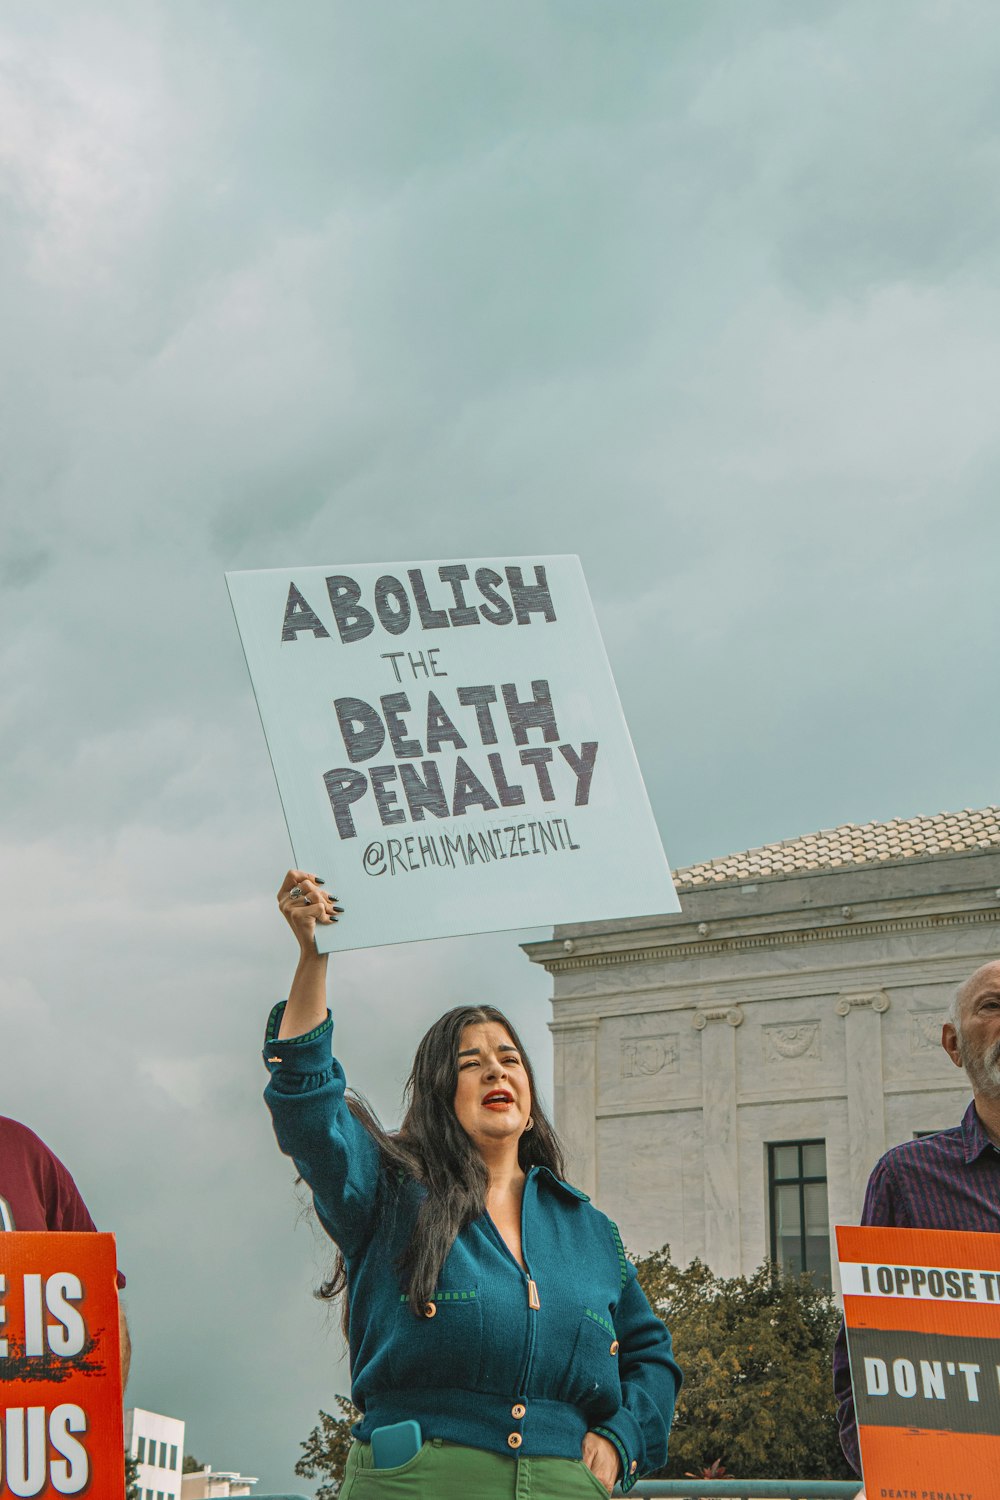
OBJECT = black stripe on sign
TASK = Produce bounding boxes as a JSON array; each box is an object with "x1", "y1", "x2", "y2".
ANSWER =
[{"x1": 848, "y1": 1326, "x2": 1000, "y2": 1435}]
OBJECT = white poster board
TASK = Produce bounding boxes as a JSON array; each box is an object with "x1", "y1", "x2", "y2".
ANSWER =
[{"x1": 227, "y1": 555, "x2": 679, "y2": 951}]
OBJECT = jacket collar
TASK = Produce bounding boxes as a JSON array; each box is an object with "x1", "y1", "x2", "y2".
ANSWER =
[{"x1": 528, "y1": 1165, "x2": 590, "y2": 1201}]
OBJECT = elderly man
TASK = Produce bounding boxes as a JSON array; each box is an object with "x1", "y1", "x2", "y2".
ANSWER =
[{"x1": 833, "y1": 959, "x2": 1000, "y2": 1476}]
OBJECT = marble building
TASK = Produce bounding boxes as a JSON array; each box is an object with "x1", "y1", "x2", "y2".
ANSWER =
[{"x1": 523, "y1": 808, "x2": 1000, "y2": 1291}]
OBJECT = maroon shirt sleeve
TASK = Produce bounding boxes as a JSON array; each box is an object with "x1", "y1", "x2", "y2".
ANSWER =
[{"x1": 0, "y1": 1117, "x2": 125, "y2": 1286}]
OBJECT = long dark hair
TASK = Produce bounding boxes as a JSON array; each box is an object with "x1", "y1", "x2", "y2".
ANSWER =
[{"x1": 320, "y1": 1004, "x2": 565, "y2": 1320}]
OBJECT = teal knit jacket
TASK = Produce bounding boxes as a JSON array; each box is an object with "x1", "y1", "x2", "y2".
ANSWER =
[{"x1": 263, "y1": 1005, "x2": 681, "y2": 1492}]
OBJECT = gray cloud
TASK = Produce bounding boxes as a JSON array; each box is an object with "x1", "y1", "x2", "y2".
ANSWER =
[{"x1": 2, "y1": 0, "x2": 1000, "y2": 1490}]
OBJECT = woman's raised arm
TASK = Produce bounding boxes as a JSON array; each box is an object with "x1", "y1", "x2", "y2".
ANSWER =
[
  {"x1": 275, "y1": 868, "x2": 342, "y2": 1039},
  {"x1": 265, "y1": 870, "x2": 380, "y2": 1257}
]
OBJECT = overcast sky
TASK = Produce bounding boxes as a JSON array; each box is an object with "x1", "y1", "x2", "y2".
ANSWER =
[{"x1": 3, "y1": 1, "x2": 1000, "y2": 1492}]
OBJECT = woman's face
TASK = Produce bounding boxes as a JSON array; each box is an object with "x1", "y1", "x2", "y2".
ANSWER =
[{"x1": 452, "y1": 1021, "x2": 532, "y2": 1155}]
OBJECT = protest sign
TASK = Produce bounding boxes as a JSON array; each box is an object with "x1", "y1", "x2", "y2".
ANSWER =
[
  {"x1": 227, "y1": 555, "x2": 678, "y2": 951},
  {"x1": 0, "y1": 1232, "x2": 124, "y2": 1497},
  {"x1": 837, "y1": 1223, "x2": 1000, "y2": 1497}
]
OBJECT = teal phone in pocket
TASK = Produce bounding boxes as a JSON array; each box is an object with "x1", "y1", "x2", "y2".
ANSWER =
[{"x1": 371, "y1": 1420, "x2": 423, "y2": 1468}]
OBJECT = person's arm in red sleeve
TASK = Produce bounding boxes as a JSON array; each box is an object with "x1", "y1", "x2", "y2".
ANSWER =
[{"x1": 44, "y1": 1146, "x2": 130, "y2": 1384}]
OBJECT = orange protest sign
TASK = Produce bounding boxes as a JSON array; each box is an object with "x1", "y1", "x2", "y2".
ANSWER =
[
  {"x1": 0, "y1": 1232, "x2": 123, "y2": 1497},
  {"x1": 837, "y1": 1223, "x2": 1000, "y2": 1498}
]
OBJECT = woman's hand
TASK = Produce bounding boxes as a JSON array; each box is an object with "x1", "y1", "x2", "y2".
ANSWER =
[
  {"x1": 277, "y1": 868, "x2": 341, "y2": 955},
  {"x1": 276, "y1": 870, "x2": 342, "y2": 1041},
  {"x1": 581, "y1": 1431, "x2": 620, "y2": 1494}
]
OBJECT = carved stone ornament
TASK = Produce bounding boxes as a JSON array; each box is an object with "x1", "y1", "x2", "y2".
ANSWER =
[
  {"x1": 910, "y1": 1010, "x2": 946, "y2": 1055},
  {"x1": 835, "y1": 990, "x2": 890, "y2": 1017},
  {"x1": 763, "y1": 1022, "x2": 821, "y2": 1063},
  {"x1": 692, "y1": 1007, "x2": 743, "y2": 1030},
  {"x1": 620, "y1": 1034, "x2": 679, "y2": 1080}
]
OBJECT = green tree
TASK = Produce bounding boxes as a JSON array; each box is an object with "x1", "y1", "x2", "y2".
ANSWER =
[
  {"x1": 296, "y1": 1396, "x2": 361, "y2": 1498},
  {"x1": 634, "y1": 1247, "x2": 855, "y2": 1480},
  {"x1": 125, "y1": 1452, "x2": 140, "y2": 1500}
]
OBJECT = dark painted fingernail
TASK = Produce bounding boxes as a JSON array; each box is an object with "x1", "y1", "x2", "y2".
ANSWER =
[{"x1": 314, "y1": 876, "x2": 326, "y2": 885}]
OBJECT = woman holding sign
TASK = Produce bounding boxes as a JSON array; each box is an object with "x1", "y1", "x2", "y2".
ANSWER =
[{"x1": 263, "y1": 870, "x2": 680, "y2": 1498}]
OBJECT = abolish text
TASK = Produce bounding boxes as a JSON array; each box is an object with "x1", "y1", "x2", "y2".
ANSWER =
[{"x1": 282, "y1": 563, "x2": 557, "y2": 645}]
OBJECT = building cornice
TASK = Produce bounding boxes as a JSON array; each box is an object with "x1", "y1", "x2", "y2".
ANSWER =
[{"x1": 528, "y1": 905, "x2": 1000, "y2": 975}]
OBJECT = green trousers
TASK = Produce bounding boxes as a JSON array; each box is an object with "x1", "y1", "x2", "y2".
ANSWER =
[{"x1": 340, "y1": 1438, "x2": 613, "y2": 1499}]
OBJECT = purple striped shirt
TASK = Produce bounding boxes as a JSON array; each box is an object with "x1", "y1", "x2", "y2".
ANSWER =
[{"x1": 833, "y1": 1098, "x2": 1000, "y2": 1473}]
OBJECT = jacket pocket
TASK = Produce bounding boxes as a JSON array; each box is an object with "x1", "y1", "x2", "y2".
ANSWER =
[
  {"x1": 556, "y1": 1307, "x2": 623, "y2": 1410},
  {"x1": 387, "y1": 1288, "x2": 483, "y2": 1391}
]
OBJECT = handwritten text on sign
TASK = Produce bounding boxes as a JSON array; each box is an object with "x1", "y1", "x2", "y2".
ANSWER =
[
  {"x1": 227, "y1": 556, "x2": 677, "y2": 952},
  {"x1": 285, "y1": 565, "x2": 596, "y2": 837},
  {"x1": 0, "y1": 1234, "x2": 124, "y2": 1498}
]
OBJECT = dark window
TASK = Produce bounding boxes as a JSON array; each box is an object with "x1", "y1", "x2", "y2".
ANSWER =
[
  {"x1": 768, "y1": 1139, "x2": 831, "y2": 1286},
  {"x1": 169, "y1": 1445, "x2": 178, "y2": 1470},
  {"x1": 136, "y1": 1437, "x2": 145, "y2": 1463}
]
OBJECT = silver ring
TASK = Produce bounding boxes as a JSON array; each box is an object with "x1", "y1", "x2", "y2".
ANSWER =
[{"x1": 289, "y1": 885, "x2": 303, "y2": 898}]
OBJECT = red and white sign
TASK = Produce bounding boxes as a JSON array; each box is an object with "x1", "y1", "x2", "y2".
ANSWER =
[
  {"x1": 838, "y1": 1223, "x2": 1000, "y2": 1499},
  {"x1": 0, "y1": 1233, "x2": 124, "y2": 1496}
]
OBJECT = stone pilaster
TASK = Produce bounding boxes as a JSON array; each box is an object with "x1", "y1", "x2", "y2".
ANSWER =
[
  {"x1": 693, "y1": 1005, "x2": 744, "y2": 1276},
  {"x1": 836, "y1": 989, "x2": 890, "y2": 1213},
  {"x1": 551, "y1": 1018, "x2": 599, "y2": 1199}
]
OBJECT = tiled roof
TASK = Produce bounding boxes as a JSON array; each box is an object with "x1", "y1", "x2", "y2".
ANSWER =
[{"x1": 674, "y1": 807, "x2": 1000, "y2": 889}]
